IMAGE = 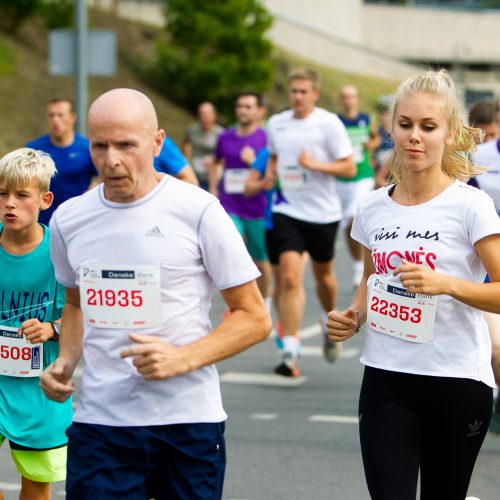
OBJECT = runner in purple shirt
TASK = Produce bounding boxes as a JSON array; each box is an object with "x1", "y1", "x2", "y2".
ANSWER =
[{"x1": 213, "y1": 92, "x2": 271, "y2": 304}]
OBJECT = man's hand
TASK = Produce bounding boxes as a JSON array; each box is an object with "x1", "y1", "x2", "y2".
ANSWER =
[
  {"x1": 40, "y1": 357, "x2": 75, "y2": 402},
  {"x1": 20, "y1": 318, "x2": 54, "y2": 344},
  {"x1": 240, "y1": 145, "x2": 256, "y2": 165},
  {"x1": 120, "y1": 333, "x2": 192, "y2": 380},
  {"x1": 298, "y1": 150, "x2": 318, "y2": 171}
]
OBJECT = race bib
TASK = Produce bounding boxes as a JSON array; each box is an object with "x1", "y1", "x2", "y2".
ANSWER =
[
  {"x1": 280, "y1": 165, "x2": 307, "y2": 190},
  {"x1": 367, "y1": 275, "x2": 437, "y2": 343},
  {"x1": 224, "y1": 168, "x2": 250, "y2": 194},
  {"x1": 0, "y1": 326, "x2": 43, "y2": 377},
  {"x1": 79, "y1": 264, "x2": 162, "y2": 329},
  {"x1": 353, "y1": 144, "x2": 364, "y2": 163}
]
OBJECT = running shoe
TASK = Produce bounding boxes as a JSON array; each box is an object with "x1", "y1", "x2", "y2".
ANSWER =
[
  {"x1": 489, "y1": 396, "x2": 500, "y2": 434},
  {"x1": 322, "y1": 319, "x2": 341, "y2": 363},
  {"x1": 274, "y1": 352, "x2": 301, "y2": 377}
]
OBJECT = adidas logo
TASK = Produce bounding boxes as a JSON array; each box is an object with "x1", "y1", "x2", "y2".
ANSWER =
[
  {"x1": 146, "y1": 226, "x2": 165, "y2": 238},
  {"x1": 467, "y1": 420, "x2": 483, "y2": 438}
]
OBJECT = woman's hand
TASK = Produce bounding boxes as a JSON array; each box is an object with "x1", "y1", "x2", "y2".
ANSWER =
[
  {"x1": 326, "y1": 307, "x2": 360, "y2": 342},
  {"x1": 393, "y1": 259, "x2": 452, "y2": 296}
]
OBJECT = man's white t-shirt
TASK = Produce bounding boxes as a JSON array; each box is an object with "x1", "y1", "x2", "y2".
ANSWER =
[
  {"x1": 352, "y1": 181, "x2": 500, "y2": 387},
  {"x1": 50, "y1": 175, "x2": 260, "y2": 426},
  {"x1": 473, "y1": 138, "x2": 500, "y2": 211},
  {"x1": 267, "y1": 107, "x2": 353, "y2": 224}
]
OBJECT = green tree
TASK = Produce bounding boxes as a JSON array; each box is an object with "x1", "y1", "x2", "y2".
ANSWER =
[
  {"x1": 0, "y1": 0, "x2": 38, "y2": 33},
  {"x1": 151, "y1": 0, "x2": 275, "y2": 121}
]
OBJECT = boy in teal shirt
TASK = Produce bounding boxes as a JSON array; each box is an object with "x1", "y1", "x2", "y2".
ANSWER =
[{"x1": 0, "y1": 148, "x2": 72, "y2": 500}]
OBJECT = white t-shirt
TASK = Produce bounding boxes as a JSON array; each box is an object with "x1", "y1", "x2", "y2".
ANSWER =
[
  {"x1": 50, "y1": 175, "x2": 260, "y2": 426},
  {"x1": 473, "y1": 139, "x2": 500, "y2": 211},
  {"x1": 267, "y1": 107, "x2": 353, "y2": 223},
  {"x1": 352, "y1": 181, "x2": 500, "y2": 387}
]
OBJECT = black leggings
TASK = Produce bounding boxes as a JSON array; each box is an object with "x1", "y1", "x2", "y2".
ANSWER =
[{"x1": 359, "y1": 367, "x2": 492, "y2": 500}]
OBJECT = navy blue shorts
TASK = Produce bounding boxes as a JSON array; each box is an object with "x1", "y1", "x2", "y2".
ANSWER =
[{"x1": 65, "y1": 421, "x2": 226, "y2": 500}]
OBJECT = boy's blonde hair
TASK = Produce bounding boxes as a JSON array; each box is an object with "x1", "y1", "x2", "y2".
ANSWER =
[
  {"x1": 0, "y1": 148, "x2": 56, "y2": 192},
  {"x1": 388, "y1": 69, "x2": 484, "y2": 183}
]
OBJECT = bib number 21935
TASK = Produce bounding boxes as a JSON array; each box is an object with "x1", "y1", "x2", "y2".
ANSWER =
[{"x1": 80, "y1": 264, "x2": 162, "y2": 329}]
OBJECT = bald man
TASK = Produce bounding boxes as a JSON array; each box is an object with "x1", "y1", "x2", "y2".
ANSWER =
[
  {"x1": 182, "y1": 101, "x2": 224, "y2": 190},
  {"x1": 40, "y1": 88, "x2": 271, "y2": 499}
]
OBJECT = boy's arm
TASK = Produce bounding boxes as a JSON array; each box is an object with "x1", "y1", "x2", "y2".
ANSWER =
[{"x1": 40, "y1": 287, "x2": 83, "y2": 402}]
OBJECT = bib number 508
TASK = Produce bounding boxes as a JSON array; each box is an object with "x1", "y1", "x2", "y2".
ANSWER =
[
  {"x1": 0, "y1": 345, "x2": 32, "y2": 360},
  {"x1": 370, "y1": 296, "x2": 421, "y2": 324},
  {"x1": 86, "y1": 289, "x2": 143, "y2": 307}
]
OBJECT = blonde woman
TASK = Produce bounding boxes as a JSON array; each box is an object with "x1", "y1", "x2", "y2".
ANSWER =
[{"x1": 326, "y1": 70, "x2": 500, "y2": 499}]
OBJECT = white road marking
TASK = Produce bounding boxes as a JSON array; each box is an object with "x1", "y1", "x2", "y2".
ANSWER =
[
  {"x1": 0, "y1": 482, "x2": 20, "y2": 491},
  {"x1": 300, "y1": 346, "x2": 360, "y2": 359},
  {"x1": 308, "y1": 414, "x2": 358, "y2": 424},
  {"x1": 220, "y1": 371, "x2": 306, "y2": 387},
  {"x1": 300, "y1": 323, "x2": 322, "y2": 339},
  {"x1": 250, "y1": 413, "x2": 278, "y2": 420}
]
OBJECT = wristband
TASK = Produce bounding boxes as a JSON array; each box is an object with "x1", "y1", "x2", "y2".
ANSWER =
[{"x1": 50, "y1": 321, "x2": 61, "y2": 339}]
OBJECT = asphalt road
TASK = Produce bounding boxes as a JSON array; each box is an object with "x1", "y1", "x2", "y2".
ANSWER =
[{"x1": 1, "y1": 236, "x2": 499, "y2": 499}]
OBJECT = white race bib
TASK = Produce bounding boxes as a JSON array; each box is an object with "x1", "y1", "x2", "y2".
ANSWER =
[
  {"x1": 79, "y1": 264, "x2": 162, "y2": 329},
  {"x1": 353, "y1": 144, "x2": 364, "y2": 163},
  {"x1": 280, "y1": 165, "x2": 307, "y2": 190},
  {"x1": 223, "y1": 168, "x2": 250, "y2": 194},
  {"x1": 0, "y1": 326, "x2": 43, "y2": 377},
  {"x1": 367, "y1": 275, "x2": 437, "y2": 344}
]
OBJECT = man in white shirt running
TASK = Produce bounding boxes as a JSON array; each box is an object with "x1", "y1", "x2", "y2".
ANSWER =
[
  {"x1": 267, "y1": 68, "x2": 356, "y2": 376},
  {"x1": 40, "y1": 88, "x2": 271, "y2": 499}
]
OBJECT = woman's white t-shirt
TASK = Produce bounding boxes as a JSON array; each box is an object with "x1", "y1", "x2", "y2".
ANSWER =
[{"x1": 352, "y1": 180, "x2": 500, "y2": 387}]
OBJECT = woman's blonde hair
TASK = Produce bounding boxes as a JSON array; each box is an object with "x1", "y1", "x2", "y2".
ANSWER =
[
  {"x1": 388, "y1": 69, "x2": 484, "y2": 183},
  {"x1": 0, "y1": 148, "x2": 56, "y2": 192}
]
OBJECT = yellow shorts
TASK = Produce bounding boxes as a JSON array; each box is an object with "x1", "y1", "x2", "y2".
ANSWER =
[{"x1": 0, "y1": 434, "x2": 67, "y2": 483}]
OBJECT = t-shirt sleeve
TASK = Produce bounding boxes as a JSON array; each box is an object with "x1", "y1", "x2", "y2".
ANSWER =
[
  {"x1": 51, "y1": 281, "x2": 66, "y2": 321},
  {"x1": 465, "y1": 190, "x2": 500, "y2": 244},
  {"x1": 251, "y1": 147, "x2": 270, "y2": 176},
  {"x1": 49, "y1": 215, "x2": 78, "y2": 288},
  {"x1": 324, "y1": 115, "x2": 354, "y2": 161},
  {"x1": 154, "y1": 137, "x2": 188, "y2": 175},
  {"x1": 198, "y1": 200, "x2": 261, "y2": 290},
  {"x1": 214, "y1": 135, "x2": 224, "y2": 162},
  {"x1": 351, "y1": 203, "x2": 370, "y2": 248},
  {"x1": 266, "y1": 119, "x2": 277, "y2": 155}
]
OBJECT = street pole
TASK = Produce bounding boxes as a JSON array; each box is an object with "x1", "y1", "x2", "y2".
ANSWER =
[{"x1": 75, "y1": 0, "x2": 87, "y2": 134}]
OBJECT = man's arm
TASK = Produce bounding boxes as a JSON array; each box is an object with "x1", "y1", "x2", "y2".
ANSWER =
[
  {"x1": 208, "y1": 158, "x2": 224, "y2": 196},
  {"x1": 40, "y1": 287, "x2": 83, "y2": 402},
  {"x1": 298, "y1": 151, "x2": 357, "y2": 178},
  {"x1": 180, "y1": 137, "x2": 192, "y2": 159},
  {"x1": 366, "y1": 119, "x2": 381, "y2": 153},
  {"x1": 175, "y1": 164, "x2": 199, "y2": 186},
  {"x1": 120, "y1": 280, "x2": 272, "y2": 380}
]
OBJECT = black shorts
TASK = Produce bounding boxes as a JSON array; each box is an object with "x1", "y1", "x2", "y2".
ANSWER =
[{"x1": 267, "y1": 213, "x2": 339, "y2": 265}]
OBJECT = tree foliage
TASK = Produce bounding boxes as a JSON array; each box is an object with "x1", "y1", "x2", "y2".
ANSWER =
[
  {"x1": 151, "y1": 0, "x2": 275, "y2": 121},
  {"x1": 0, "y1": 0, "x2": 38, "y2": 33}
]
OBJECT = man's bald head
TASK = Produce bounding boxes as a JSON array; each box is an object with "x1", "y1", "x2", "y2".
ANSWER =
[
  {"x1": 88, "y1": 88, "x2": 159, "y2": 135},
  {"x1": 339, "y1": 84, "x2": 360, "y2": 114}
]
